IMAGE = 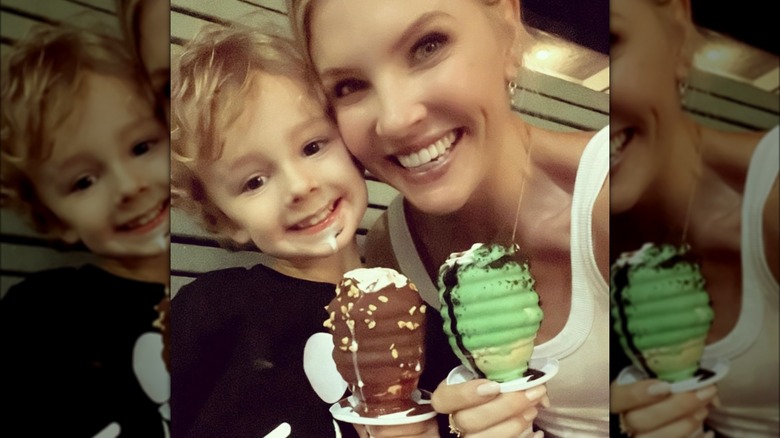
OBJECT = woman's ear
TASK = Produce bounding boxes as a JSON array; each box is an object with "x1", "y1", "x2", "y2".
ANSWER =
[
  {"x1": 668, "y1": 0, "x2": 696, "y2": 83},
  {"x1": 498, "y1": 0, "x2": 524, "y2": 82}
]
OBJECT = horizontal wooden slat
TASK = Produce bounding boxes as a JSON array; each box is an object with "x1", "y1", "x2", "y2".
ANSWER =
[
  {"x1": 1, "y1": 1, "x2": 120, "y2": 39},
  {"x1": 171, "y1": 242, "x2": 270, "y2": 273},
  {"x1": 366, "y1": 180, "x2": 399, "y2": 207},
  {"x1": 688, "y1": 113, "x2": 752, "y2": 132},
  {"x1": 171, "y1": 275, "x2": 195, "y2": 298},
  {"x1": 0, "y1": 242, "x2": 99, "y2": 273},
  {"x1": 514, "y1": 91, "x2": 608, "y2": 130},
  {"x1": 68, "y1": 0, "x2": 117, "y2": 15},
  {"x1": 688, "y1": 94, "x2": 777, "y2": 130},
  {"x1": 1, "y1": 275, "x2": 25, "y2": 299},
  {"x1": 689, "y1": 68, "x2": 780, "y2": 114},
  {"x1": 237, "y1": 0, "x2": 287, "y2": 14},
  {"x1": 170, "y1": 7, "x2": 290, "y2": 43},
  {"x1": 517, "y1": 68, "x2": 610, "y2": 114}
]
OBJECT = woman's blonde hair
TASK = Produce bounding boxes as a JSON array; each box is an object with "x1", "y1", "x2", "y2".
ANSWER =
[
  {"x1": 171, "y1": 22, "x2": 326, "y2": 237},
  {"x1": 1, "y1": 24, "x2": 149, "y2": 235},
  {"x1": 115, "y1": 0, "x2": 145, "y2": 66},
  {"x1": 287, "y1": 0, "x2": 519, "y2": 68}
]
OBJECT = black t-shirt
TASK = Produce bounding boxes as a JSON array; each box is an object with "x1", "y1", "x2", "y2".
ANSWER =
[
  {"x1": 417, "y1": 306, "x2": 463, "y2": 436},
  {"x1": 0, "y1": 265, "x2": 169, "y2": 437},
  {"x1": 171, "y1": 264, "x2": 361, "y2": 438}
]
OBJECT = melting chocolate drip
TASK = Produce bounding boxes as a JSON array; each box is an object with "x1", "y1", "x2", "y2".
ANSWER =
[
  {"x1": 613, "y1": 264, "x2": 656, "y2": 378},
  {"x1": 523, "y1": 368, "x2": 545, "y2": 381},
  {"x1": 442, "y1": 263, "x2": 485, "y2": 379},
  {"x1": 338, "y1": 395, "x2": 434, "y2": 419},
  {"x1": 486, "y1": 253, "x2": 514, "y2": 270},
  {"x1": 657, "y1": 254, "x2": 689, "y2": 270}
]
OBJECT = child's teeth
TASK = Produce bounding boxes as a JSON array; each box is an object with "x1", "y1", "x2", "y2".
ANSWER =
[
  {"x1": 298, "y1": 205, "x2": 334, "y2": 229},
  {"x1": 124, "y1": 205, "x2": 162, "y2": 229}
]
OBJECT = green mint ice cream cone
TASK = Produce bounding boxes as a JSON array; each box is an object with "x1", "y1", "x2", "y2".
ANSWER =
[
  {"x1": 611, "y1": 243, "x2": 714, "y2": 382},
  {"x1": 438, "y1": 243, "x2": 543, "y2": 382}
]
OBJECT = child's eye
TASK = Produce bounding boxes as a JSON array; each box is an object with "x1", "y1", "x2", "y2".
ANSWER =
[
  {"x1": 132, "y1": 140, "x2": 154, "y2": 156},
  {"x1": 302, "y1": 141, "x2": 324, "y2": 157},
  {"x1": 242, "y1": 175, "x2": 268, "y2": 193},
  {"x1": 332, "y1": 79, "x2": 365, "y2": 99},
  {"x1": 411, "y1": 32, "x2": 448, "y2": 62},
  {"x1": 71, "y1": 175, "x2": 96, "y2": 193}
]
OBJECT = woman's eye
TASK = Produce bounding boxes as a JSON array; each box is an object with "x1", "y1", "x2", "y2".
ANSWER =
[
  {"x1": 132, "y1": 141, "x2": 153, "y2": 156},
  {"x1": 242, "y1": 176, "x2": 267, "y2": 193},
  {"x1": 302, "y1": 141, "x2": 323, "y2": 157},
  {"x1": 71, "y1": 175, "x2": 96, "y2": 193},
  {"x1": 332, "y1": 79, "x2": 365, "y2": 98},
  {"x1": 412, "y1": 33, "x2": 448, "y2": 61}
]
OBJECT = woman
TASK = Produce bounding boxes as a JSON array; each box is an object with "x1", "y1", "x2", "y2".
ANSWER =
[
  {"x1": 289, "y1": 0, "x2": 610, "y2": 436},
  {"x1": 116, "y1": 0, "x2": 172, "y2": 370},
  {"x1": 609, "y1": 0, "x2": 778, "y2": 436},
  {"x1": 116, "y1": 0, "x2": 170, "y2": 122}
]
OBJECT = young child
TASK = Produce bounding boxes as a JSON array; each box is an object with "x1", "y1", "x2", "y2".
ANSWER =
[
  {"x1": 0, "y1": 25, "x2": 171, "y2": 437},
  {"x1": 170, "y1": 23, "x2": 367, "y2": 437}
]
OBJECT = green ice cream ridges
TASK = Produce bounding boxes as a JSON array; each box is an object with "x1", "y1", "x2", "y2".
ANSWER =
[
  {"x1": 610, "y1": 243, "x2": 714, "y2": 382},
  {"x1": 438, "y1": 243, "x2": 543, "y2": 382}
]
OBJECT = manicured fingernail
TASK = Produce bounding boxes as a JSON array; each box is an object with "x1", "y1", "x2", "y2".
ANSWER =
[
  {"x1": 522, "y1": 406, "x2": 538, "y2": 422},
  {"x1": 476, "y1": 381, "x2": 501, "y2": 396},
  {"x1": 647, "y1": 381, "x2": 671, "y2": 395},
  {"x1": 711, "y1": 395, "x2": 722, "y2": 408},
  {"x1": 525, "y1": 385, "x2": 547, "y2": 401},
  {"x1": 694, "y1": 408, "x2": 708, "y2": 421},
  {"x1": 540, "y1": 394, "x2": 551, "y2": 409},
  {"x1": 696, "y1": 386, "x2": 717, "y2": 400}
]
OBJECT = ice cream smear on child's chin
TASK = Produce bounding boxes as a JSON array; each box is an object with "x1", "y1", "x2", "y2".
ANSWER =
[
  {"x1": 326, "y1": 229, "x2": 340, "y2": 253},
  {"x1": 296, "y1": 224, "x2": 342, "y2": 254}
]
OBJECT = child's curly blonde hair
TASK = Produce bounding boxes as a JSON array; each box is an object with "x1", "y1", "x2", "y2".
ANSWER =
[
  {"x1": 171, "y1": 22, "x2": 327, "y2": 238},
  {"x1": 1, "y1": 24, "x2": 150, "y2": 236}
]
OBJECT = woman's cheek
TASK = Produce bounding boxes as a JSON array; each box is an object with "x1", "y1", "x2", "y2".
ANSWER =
[{"x1": 337, "y1": 107, "x2": 373, "y2": 161}]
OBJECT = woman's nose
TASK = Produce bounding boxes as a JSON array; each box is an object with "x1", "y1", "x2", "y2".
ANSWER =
[{"x1": 374, "y1": 79, "x2": 427, "y2": 139}]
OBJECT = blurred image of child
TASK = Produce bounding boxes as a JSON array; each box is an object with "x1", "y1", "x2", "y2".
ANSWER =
[{"x1": 0, "y1": 24, "x2": 171, "y2": 437}]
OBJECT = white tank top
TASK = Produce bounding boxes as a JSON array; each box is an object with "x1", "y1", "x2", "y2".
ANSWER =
[
  {"x1": 387, "y1": 126, "x2": 611, "y2": 437},
  {"x1": 703, "y1": 125, "x2": 779, "y2": 437}
]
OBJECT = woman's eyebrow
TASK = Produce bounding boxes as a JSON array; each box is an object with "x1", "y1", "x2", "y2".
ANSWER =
[
  {"x1": 390, "y1": 11, "x2": 450, "y2": 54},
  {"x1": 318, "y1": 11, "x2": 450, "y2": 80}
]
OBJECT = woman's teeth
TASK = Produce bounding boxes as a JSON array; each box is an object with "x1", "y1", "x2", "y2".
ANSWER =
[
  {"x1": 397, "y1": 131, "x2": 457, "y2": 169},
  {"x1": 610, "y1": 130, "x2": 633, "y2": 167},
  {"x1": 610, "y1": 131, "x2": 628, "y2": 158}
]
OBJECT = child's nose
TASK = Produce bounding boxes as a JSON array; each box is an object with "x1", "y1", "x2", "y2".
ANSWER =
[
  {"x1": 285, "y1": 164, "x2": 319, "y2": 205},
  {"x1": 115, "y1": 165, "x2": 149, "y2": 204}
]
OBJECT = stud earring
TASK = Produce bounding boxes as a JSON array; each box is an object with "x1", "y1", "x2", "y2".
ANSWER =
[
  {"x1": 678, "y1": 80, "x2": 689, "y2": 107},
  {"x1": 508, "y1": 80, "x2": 518, "y2": 97}
]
